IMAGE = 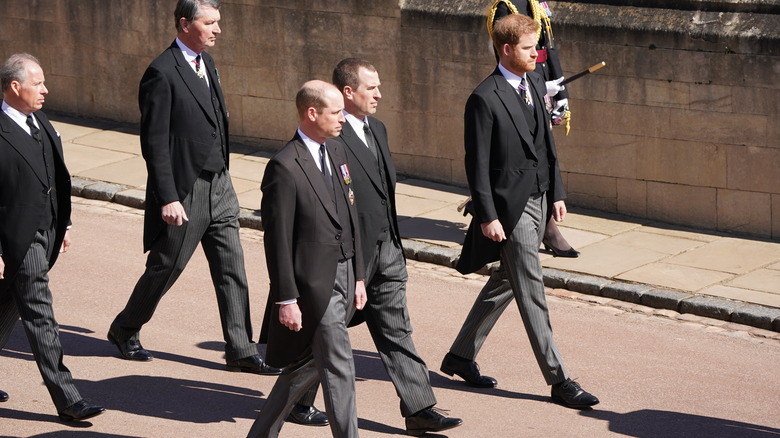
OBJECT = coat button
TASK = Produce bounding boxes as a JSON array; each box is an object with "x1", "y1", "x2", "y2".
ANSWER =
[
  {"x1": 212, "y1": 132, "x2": 217, "y2": 138},
  {"x1": 335, "y1": 233, "x2": 342, "y2": 240},
  {"x1": 533, "y1": 163, "x2": 538, "y2": 167}
]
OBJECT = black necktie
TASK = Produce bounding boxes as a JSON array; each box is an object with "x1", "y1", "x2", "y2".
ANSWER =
[
  {"x1": 194, "y1": 55, "x2": 208, "y2": 86},
  {"x1": 319, "y1": 144, "x2": 334, "y2": 191},
  {"x1": 519, "y1": 77, "x2": 533, "y2": 107},
  {"x1": 26, "y1": 115, "x2": 42, "y2": 145},
  {"x1": 363, "y1": 122, "x2": 379, "y2": 160}
]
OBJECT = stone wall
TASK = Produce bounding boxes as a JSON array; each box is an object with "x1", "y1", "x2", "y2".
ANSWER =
[{"x1": 1, "y1": 0, "x2": 778, "y2": 239}]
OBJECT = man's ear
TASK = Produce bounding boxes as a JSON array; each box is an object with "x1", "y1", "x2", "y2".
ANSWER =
[
  {"x1": 343, "y1": 85, "x2": 354, "y2": 100},
  {"x1": 306, "y1": 106, "x2": 318, "y2": 122}
]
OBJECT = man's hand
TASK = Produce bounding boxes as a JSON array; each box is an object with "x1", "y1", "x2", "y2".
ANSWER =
[
  {"x1": 279, "y1": 302, "x2": 303, "y2": 332},
  {"x1": 545, "y1": 77, "x2": 565, "y2": 97},
  {"x1": 552, "y1": 200, "x2": 567, "y2": 222},
  {"x1": 59, "y1": 229, "x2": 72, "y2": 253},
  {"x1": 161, "y1": 201, "x2": 189, "y2": 226},
  {"x1": 481, "y1": 219, "x2": 506, "y2": 242},
  {"x1": 354, "y1": 280, "x2": 367, "y2": 310},
  {"x1": 0, "y1": 257, "x2": 4, "y2": 280}
]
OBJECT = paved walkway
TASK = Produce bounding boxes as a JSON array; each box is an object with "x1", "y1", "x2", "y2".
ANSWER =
[{"x1": 51, "y1": 113, "x2": 780, "y2": 332}]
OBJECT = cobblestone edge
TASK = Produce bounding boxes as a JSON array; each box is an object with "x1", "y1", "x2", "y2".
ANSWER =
[{"x1": 73, "y1": 178, "x2": 780, "y2": 335}]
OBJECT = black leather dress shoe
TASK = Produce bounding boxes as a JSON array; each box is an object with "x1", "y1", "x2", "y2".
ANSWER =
[
  {"x1": 285, "y1": 403, "x2": 329, "y2": 426},
  {"x1": 543, "y1": 239, "x2": 580, "y2": 258},
  {"x1": 440, "y1": 352, "x2": 497, "y2": 388},
  {"x1": 551, "y1": 378, "x2": 599, "y2": 409},
  {"x1": 107, "y1": 332, "x2": 153, "y2": 361},
  {"x1": 405, "y1": 407, "x2": 463, "y2": 436},
  {"x1": 225, "y1": 354, "x2": 282, "y2": 375},
  {"x1": 0, "y1": 389, "x2": 8, "y2": 402},
  {"x1": 58, "y1": 400, "x2": 105, "y2": 422}
]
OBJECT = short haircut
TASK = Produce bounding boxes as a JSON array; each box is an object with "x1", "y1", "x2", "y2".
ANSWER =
[
  {"x1": 295, "y1": 81, "x2": 331, "y2": 119},
  {"x1": 332, "y1": 58, "x2": 376, "y2": 92},
  {"x1": 174, "y1": 0, "x2": 221, "y2": 31},
  {"x1": 491, "y1": 13, "x2": 539, "y2": 50},
  {"x1": 0, "y1": 53, "x2": 40, "y2": 93}
]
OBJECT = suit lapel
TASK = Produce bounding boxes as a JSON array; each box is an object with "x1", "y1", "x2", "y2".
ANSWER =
[
  {"x1": 203, "y1": 54, "x2": 226, "y2": 118},
  {"x1": 0, "y1": 111, "x2": 49, "y2": 186},
  {"x1": 169, "y1": 43, "x2": 217, "y2": 126},
  {"x1": 368, "y1": 117, "x2": 396, "y2": 189},
  {"x1": 339, "y1": 122, "x2": 385, "y2": 195},
  {"x1": 293, "y1": 138, "x2": 340, "y2": 224},
  {"x1": 493, "y1": 72, "x2": 537, "y2": 159}
]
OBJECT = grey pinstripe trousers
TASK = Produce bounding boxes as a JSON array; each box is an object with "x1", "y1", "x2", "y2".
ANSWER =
[
  {"x1": 450, "y1": 193, "x2": 568, "y2": 385},
  {"x1": 248, "y1": 259, "x2": 358, "y2": 438},
  {"x1": 110, "y1": 171, "x2": 257, "y2": 361},
  {"x1": 0, "y1": 228, "x2": 82, "y2": 411},
  {"x1": 362, "y1": 238, "x2": 436, "y2": 417}
]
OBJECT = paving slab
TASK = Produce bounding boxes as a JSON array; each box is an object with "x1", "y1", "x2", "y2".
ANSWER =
[
  {"x1": 543, "y1": 239, "x2": 667, "y2": 278},
  {"x1": 50, "y1": 119, "x2": 118, "y2": 142},
  {"x1": 726, "y1": 269, "x2": 780, "y2": 295},
  {"x1": 665, "y1": 237, "x2": 780, "y2": 275},
  {"x1": 61, "y1": 143, "x2": 137, "y2": 176},
  {"x1": 395, "y1": 178, "x2": 469, "y2": 203},
  {"x1": 617, "y1": 262, "x2": 734, "y2": 292},
  {"x1": 398, "y1": 204, "x2": 469, "y2": 248},
  {"x1": 395, "y1": 193, "x2": 451, "y2": 218},
  {"x1": 68, "y1": 129, "x2": 142, "y2": 155},
  {"x1": 228, "y1": 156, "x2": 266, "y2": 182},
  {"x1": 699, "y1": 285, "x2": 780, "y2": 309},
  {"x1": 77, "y1": 156, "x2": 148, "y2": 188},
  {"x1": 557, "y1": 211, "x2": 645, "y2": 236}
]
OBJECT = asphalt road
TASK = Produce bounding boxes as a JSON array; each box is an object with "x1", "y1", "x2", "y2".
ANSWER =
[{"x1": 1, "y1": 199, "x2": 778, "y2": 438}]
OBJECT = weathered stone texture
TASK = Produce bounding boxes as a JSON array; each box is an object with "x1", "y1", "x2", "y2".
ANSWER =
[{"x1": 1, "y1": 0, "x2": 777, "y2": 238}]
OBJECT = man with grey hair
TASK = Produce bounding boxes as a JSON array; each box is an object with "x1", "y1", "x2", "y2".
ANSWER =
[
  {"x1": 108, "y1": 0, "x2": 280, "y2": 376},
  {"x1": 0, "y1": 53, "x2": 105, "y2": 422}
]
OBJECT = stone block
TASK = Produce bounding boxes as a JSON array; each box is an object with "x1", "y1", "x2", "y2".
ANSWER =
[
  {"x1": 716, "y1": 189, "x2": 771, "y2": 237},
  {"x1": 731, "y1": 305, "x2": 780, "y2": 331},
  {"x1": 416, "y1": 245, "x2": 459, "y2": 268},
  {"x1": 555, "y1": 130, "x2": 640, "y2": 179},
  {"x1": 81, "y1": 182, "x2": 125, "y2": 202},
  {"x1": 727, "y1": 146, "x2": 780, "y2": 193},
  {"x1": 566, "y1": 173, "x2": 617, "y2": 212},
  {"x1": 679, "y1": 296, "x2": 744, "y2": 322},
  {"x1": 646, "y1": 182, "x2": 717, "y2": 230},
  {"x1": 565, "y1": 275, "x2": 613, "y2": 296},
  {"x1": 636, "y1": 138, "x2": 727, "y2": 188},
  {"x1": 616, "y1": 178, "x2": 647, "y2": 218},
  {"x1": 114, "y1": 189, "x2": 146, "y2": 210},
  {"x1": 70, "y1": 177, "x2": 91, "y2": 196},
  {"x1": 542, "y1": 269, "x2": 576, "y2": 289},
  {"x1": 671, "y1": 106, "x2": 767, "y2": 147},
  {"x1": 401, "y1": 239, "x2": 429, "y2": 260},
  {"x1": 640, "y1": 289, "x2": 692, "y2": 311},
  {"x1": 240, "y1": 96, "x2": 297, "y2": 141},
  {"x1": 773, "y1": 194, "x2": 780, "y2": 240},
  {"x1": 601, "y1": 282, "x2": 653, "y2": 304},
  {"x1": 689, "y1": 82, "x2": 734, "y2": 114},
  {"x1": 238, "y1": 209, "x2": 263, "y2": 231}
]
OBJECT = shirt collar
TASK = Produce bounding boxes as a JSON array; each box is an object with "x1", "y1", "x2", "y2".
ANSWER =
[
  {"x1": 343, "y1": 111, "x2": 369, "y2": 141},
  {"x1": 175, "y1": 38, "x2": 200, "y2": 63},
  {"x1": 1, "y1": 100, "x2": 36, "y2": 132},
  {"x1": 498, "y1": 63, "x2": 527, "y2": 92},
  {"x1": 297, "y1": 128, "x2": 329, "y2": 172}
]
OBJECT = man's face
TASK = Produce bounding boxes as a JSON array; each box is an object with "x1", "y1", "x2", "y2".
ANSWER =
[
  {"x1": 13, "y1": 61, "x2": 47, "y2": 114},
  {"x1": 502, "y1": 31, "x2": 537, "y2": 75},
  {"x1": 346, "y1": 68, "x2": 381, "y2": 118},
  {"x1": 314, "y1": 90, "x2": 346, "y2": 139},
  {"x1": 180, "y1": 5, "x2": 221, "y2": 52}
]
